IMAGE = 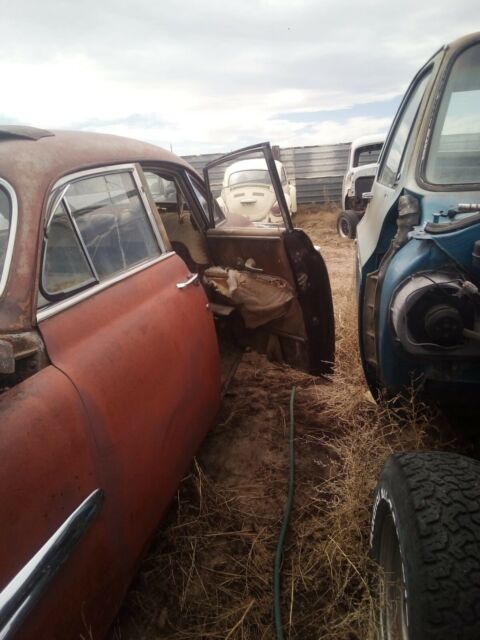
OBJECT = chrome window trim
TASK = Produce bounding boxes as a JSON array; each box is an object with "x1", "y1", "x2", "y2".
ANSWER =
[
  {"x1": 131, "y1": 165, "x2": 167, "y2": 252},
  {"x1": 37, "y1": 251, "x2": 176, "y2": 322},
  {"x1": 53, "y1": 163, "x2": 137, "y2": 190},
  {"x1": 0, "y1": 179, "x2": 18, "y2": 298},
  {"x1": 51, "y1": 163, "x2": 166, "y2": 253},
  {"x1": 0, "y1": 489, "x2": 104, "y2": 640},
  {"x1": 39, "y1": 164, "x2": 170, "y2": 314}
]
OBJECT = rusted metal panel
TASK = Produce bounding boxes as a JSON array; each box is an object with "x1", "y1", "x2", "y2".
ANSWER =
[
  {"x1": 0, "y1": 365, "x2": 119, "y2": 640},
  {"x1": 39, "y1": 254, "x2": 221, "y2": 574}
]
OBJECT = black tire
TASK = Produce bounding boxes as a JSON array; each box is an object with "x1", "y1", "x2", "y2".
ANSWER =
[
  {"x1": 371, "y1": 452, "x2": 480, "y2": 640},
  {"x1": 336, "y1": 210, "x2": 359, "y2": 239}
]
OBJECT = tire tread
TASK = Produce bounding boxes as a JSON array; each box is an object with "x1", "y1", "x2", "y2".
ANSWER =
[{"x1": 390, "y1": 452, "x2": 480, "y2": 638}]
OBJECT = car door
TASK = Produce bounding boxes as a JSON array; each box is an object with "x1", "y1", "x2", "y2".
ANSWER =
[
  {"x1": 36, "y1": 164, "x2": 221, "y2": 632},
  {"x1": 356, "y1": 63, "x2": 438, "y2": 269},
  {"x1": 355, "y1": 57, "x2": 442, "y2": 382},
  {"x1": 201, "y1": 143, "x2": 335, "y2": 376}
]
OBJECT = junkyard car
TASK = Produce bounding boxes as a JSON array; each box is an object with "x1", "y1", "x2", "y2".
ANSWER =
[
  {"x1": 362, "y1": 33, "x2": 480, "y2": 639},
  {"x1": 336, "y1": 134, "x2": 384, "y2": 238},
  {"x1": 0, "y1": 128, "x2": 334, "y2": 639},
  {"x1": 216, "y1": 157, "x2": 297, "y2": 223},
  {"x1": 357, "y1": 31, "x2": 480, "y2": 407}
]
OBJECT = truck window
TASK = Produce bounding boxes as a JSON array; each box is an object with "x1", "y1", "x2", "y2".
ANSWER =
[
  {"x1": 379, "y1": 70, "x2": 432, "y2": 188},
  {"x1": 426, "y1": 43, "x2": 480, "y2": 185}
]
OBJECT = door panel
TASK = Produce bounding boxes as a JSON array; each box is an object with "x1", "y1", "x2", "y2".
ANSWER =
[
  {"x1": 207, "y1": 226, "x2": 297, "y2": 285},
  {"x1": 0, "y1": 366, "x2": 116, "y2": 640},
  {"x1": 206, "y1": 227, "x2": 334, "y2": 375},
  {"x1": 39, "y1": 255, "x2": 220, "y2": 566}
]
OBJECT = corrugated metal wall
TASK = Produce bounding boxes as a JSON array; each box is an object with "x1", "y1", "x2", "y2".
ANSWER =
[{"x1": 183, "y1": 142, "x2": 351, "y2": 205}]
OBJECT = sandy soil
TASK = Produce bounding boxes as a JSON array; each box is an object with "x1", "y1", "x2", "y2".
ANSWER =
[{"x1": 111, "y1": 207, "x2": 443, "y2": 640}]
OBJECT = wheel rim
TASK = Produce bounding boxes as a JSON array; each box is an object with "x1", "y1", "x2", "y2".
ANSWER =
[
  {"x1": 379, "y1": 512, "x2": 408, "y2": 640},
  {"x1": 339, "y1": 218, "x2": 350, "y2": 238}
]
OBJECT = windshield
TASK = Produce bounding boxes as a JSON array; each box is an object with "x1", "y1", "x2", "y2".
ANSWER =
[
  {"x1": 0, "y1": 185, "x2": 13, "y2": 294},
  {"x1": 426, "y1": 43, "x2": 480, "y2": 185},
  {"x1": 229, "y1": 170, "x2": 271, "y2": 187}
]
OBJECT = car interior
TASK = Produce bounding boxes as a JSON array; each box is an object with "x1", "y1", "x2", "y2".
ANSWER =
[{"x1": 142, "y1": 165, "x2": 334, "y2": 378}]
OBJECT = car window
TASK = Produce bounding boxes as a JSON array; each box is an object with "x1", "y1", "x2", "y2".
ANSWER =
[
  {"x1": 229, "y1": 169, "x2": 270, "y2": 186},
  {"x1": 65, "y1": 172, "x2": 160, "y2": 280},
  {"x1": 354, "y1": 144, "x2": 383, "y2": 167},
  {"x1": 426, "y1": 43, "x2": 480, "y2": 185},
  {"x1": 379, "y1": 70, "x2": 432, "y2": 188},
  {"x1": 145, "y1": 172, "x2": 177, "y2": 204},
  {"x1": 41, "y1": 170, "x2": 162, "y2": 303},
  {"x1": 186, "y1": 173, "x2": 224, "y2": 225},
  {"x1": 42, "y1": 201, "x2": 96, "y2": 298},
  {"x1": 0, "y1": 185, "x2": 13, "y2": 294}
]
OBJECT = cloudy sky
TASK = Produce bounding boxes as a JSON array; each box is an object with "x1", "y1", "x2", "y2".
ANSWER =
[{"x1": 1, "y1": 0, "x2": 478, "y2": 154}]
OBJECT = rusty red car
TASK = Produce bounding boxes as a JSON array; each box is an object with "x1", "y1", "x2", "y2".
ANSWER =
[{"x1": 0, "y1": 126, "x2": 334, "y2": 639}]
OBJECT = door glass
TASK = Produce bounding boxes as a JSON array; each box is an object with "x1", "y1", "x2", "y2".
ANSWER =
[
  {"x1": 426, "y1": 43, "x2": 480, "y2": 184},
  {"x1": 204, "y1": 145, "x2": 291, "y2": 229},
  {"x1": 42, "y1": 201, "x2": 96, "y2": 298},
  {"x1": 65, "y1": 172, "x2": 161, "y2": 279},
  {"x1": 187, "y1": 173, "x2": 223, "y2": 225},
  {"x1": 144, "y1": 170, "x2": 210, "y2": 269},
  {"x1": 379, "y1": 70, "x2": 432, "y2": 188},
  {"x1": 145, "y1": 172, "x2": 177, "y2": 205}
]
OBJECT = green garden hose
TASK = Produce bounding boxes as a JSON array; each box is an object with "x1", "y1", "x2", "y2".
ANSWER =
[{"x1": 273, "y1": 386, "x2": 296, "y2": 640}]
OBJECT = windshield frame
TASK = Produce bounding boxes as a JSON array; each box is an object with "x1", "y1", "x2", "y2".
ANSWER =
[
  {"x1": 420, "y1": 39, "x2": 480, "y2": 191},
  {"x1": 0, "y1": 178, "x2": 17, "y2": 298}
]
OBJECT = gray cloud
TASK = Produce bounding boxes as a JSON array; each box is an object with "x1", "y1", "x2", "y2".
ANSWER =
[{"x1": 0, "y1": 0, "x2": 478, "y2": 152}]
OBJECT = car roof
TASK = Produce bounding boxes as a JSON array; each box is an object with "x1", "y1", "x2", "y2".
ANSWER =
[
  {"x1": 0, "y1": 128, "x2": 194, "y2": 332},
  {"x1": 445, "y1": 31, "x2": 480, "y2": 54},
  {"x1": 0, "y1": 128, "x2": 191, "y2": 187}
]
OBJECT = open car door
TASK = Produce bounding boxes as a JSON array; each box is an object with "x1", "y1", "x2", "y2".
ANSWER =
[{"x1": 203, "y1": 142, "x2": 335, "y2": 375}]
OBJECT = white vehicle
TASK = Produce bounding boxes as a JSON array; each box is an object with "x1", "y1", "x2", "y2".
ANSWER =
[
  {"x1": 337, "y1": 134, "x2": 385, "y2": 238},
  {"x1": 217, "y1": 158, "x2": 297, "y2": 223}
]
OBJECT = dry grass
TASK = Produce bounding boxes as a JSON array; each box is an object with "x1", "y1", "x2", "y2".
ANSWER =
[{"x1": 112, "y1": 207, "x2": 450, "y2": 640}]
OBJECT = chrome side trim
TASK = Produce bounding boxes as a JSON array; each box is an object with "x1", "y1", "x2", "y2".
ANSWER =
[
  {"x1": 0, "y1": 179, "x2": 18, "y2": 298},
  {"x1": 0, "y1": 489, "x2": 104, "y2": 640},
  {"x1": 37, "y1": 251, "x2": 176, "y2": 322}
]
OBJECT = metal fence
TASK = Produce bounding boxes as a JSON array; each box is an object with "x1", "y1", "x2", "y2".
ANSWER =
[{"x1": 183, "y1": 142, "x2": 351, "y2": 205}]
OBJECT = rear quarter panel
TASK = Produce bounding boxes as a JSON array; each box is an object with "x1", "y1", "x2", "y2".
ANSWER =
[{"x1": 0, "y1": 366, "x2": 117, "y2": 639}]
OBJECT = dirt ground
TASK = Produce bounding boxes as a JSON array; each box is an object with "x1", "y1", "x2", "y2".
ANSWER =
[{"x1": 111, "y1": 207, "x2": 449, "y2": 640}]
